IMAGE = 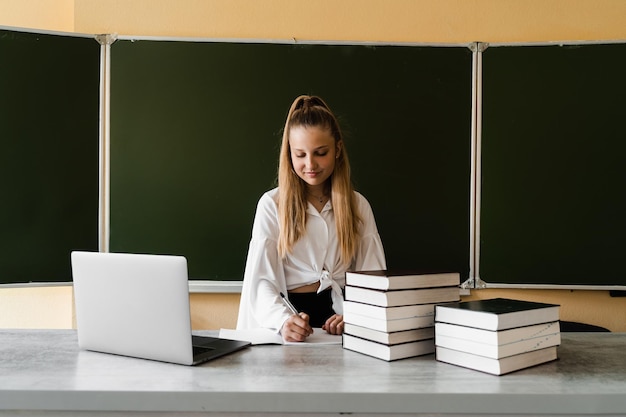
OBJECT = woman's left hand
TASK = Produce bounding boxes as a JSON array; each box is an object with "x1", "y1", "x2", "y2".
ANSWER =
[{"x1": 322, "y1": 314, "x2": 344, "y2": 335}]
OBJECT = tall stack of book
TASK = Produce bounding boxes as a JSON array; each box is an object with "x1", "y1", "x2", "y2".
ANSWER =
[
  {"x1": 435, "y1": 298, "x2": 561, "y2": 375},
  {"x1": 342, "y1": 270, "x2": 460, "y2": 361}
]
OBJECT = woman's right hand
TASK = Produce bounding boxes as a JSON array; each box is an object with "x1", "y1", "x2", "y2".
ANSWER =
[{"x1": 281, "y1": 312, "x2": 314, "y2": 342}]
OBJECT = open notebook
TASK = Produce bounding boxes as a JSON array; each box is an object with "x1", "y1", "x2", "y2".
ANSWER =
[{"x1": 219, "y1": 327, "x2": 342, "y2": 345}]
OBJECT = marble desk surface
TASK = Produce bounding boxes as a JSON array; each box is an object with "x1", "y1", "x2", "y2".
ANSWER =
[{"x1": 1, "y1": 330, "x2": 625, "y2": 416}]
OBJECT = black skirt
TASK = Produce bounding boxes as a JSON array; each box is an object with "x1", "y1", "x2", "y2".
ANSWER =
[{"x1": 286, "y1": 288, "x2": 335, "y2": 328}]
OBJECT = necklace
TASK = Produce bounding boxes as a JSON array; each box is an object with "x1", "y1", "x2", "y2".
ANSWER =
[{"x1": 307, "y1": 191, "x2": 328, "y2": 203}]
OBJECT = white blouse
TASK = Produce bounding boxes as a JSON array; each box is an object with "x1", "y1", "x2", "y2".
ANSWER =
[{"x1": 236, "y1": 187, "x2": 387, "y2": 332}]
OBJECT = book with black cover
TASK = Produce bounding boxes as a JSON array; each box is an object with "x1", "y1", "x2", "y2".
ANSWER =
[
  {"x1": 343, "y1": 334, "x2": 435, "y2": 361},
  {"x1": 343, "y1": 311, "x2": 434, "y2": 332},
  {"x1": 435, "y1": 321, "x2": 560, "y2": 346},
  {"x1": 344, "y1": 323, "x2": 435, "y2": 345},
  {"x1": 435, "y1": 345, "x2": 559, "y2": 375},
  {"x1": 343, "y1": 300, "x2": 436, "y2": 321},
  {"x1": 346, "y1": 270, "x2": 460, "y2": 290},
  {"x1": 435, "y1": 331, "x2": 561, "y2": 359},
  {"x1": 345, "y1": 285, "x2": 460, "y2": 307},
  {"x1": 435, "y1": 298, "x2": 560, "y2": 331}
]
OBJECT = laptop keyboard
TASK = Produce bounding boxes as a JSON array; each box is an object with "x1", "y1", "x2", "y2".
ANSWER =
[
  {"x1": 192, "y1": 335, "x2": 218, "y2": 355},
  {"x1": 193, "y1": 344, "x2": 215, "y2": 355}
]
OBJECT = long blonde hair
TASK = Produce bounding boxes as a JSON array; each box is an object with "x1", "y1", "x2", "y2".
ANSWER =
[{"x1": 277, "y1": 95, "x2": 362, "y2": 266}]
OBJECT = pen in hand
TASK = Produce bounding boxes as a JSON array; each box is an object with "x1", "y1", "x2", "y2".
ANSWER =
[
  {"x1": 279, "y1": 292, "x2": 299, "y2": 315},
  {"x1": 279, "y1": 292, "x2": 313, "y2": 341}
]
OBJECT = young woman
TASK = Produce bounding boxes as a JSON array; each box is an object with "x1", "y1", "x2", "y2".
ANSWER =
[{"x1": 237, "y1": 95, "x2": 386, "y2": 342}]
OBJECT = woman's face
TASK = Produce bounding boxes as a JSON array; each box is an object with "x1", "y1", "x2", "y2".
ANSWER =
[{"x1": 289, "y1": 125, "x2": 339, "y2": 190}]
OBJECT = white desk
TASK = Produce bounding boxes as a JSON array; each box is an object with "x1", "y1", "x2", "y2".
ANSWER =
[{"x1": 1, "y1": 330, "x2": 625, "y2": 416}]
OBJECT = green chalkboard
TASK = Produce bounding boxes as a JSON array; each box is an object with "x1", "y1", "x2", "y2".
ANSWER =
[
  {"x1": 110, "y1": 40, "x2": 472, "y2": 280},
  {"x1": 480, "y1": 43, "x2": 626, "y2": 286},
  {"x1": 0, "y1": 29, "x2": 100, "y2": 283}
]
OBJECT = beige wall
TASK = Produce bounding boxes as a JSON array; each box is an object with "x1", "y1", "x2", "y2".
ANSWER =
[
  {"x1": 0, "y1": 0, "x2": 74, "y2": 32},
  {"x1": 1, "y1": 0, "x2": 625, "y2": 43},
  {"x1": 0, "y1": 286, "x2": 74, "y2": 329},
  {"x1": 190, "y1": 293, "x2": 240, "y2": 330},
  {"x1": 1, "y1": 1, "x2": 625, "y2": 331},
  {"x1": 74, "y1": 0, "x2": 626, "y2": 44},
  {"x1": 0, "y1": 286, "x2": 240, "y2": 330}
]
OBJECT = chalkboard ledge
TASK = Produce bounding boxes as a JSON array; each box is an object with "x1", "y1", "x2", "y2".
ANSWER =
[
  {"x1": 1, "y1": 281, "x2": 243, "y2": 293},
  {"x1": 189, "y1": 280, "x2": 243, "y2": 293},
  {"x1": 481, "y1": 282, "x2": 626, "y2": 291},
  {"x1": 0, "y1": 282, "x2": 73, "y2": 289}
]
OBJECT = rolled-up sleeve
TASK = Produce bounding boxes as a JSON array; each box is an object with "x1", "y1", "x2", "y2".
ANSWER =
[
  {"x1": 237, "y1": 192, "x2": 292, "y2": 331},
  {"x1": 354, "y1": 192, "x2": 387, "y2": 271},
  {"x1": 237, "y1": 190, "x2": 387, "y2": 331}
]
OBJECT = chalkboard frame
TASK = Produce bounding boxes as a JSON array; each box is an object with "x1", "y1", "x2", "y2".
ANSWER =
[
  {"x1": 0, "y1": 27, "x2": 100, "y2": 285},
  {"x1": 476, "y1": 41, "x2": 626, "y2": 290},
  {"x1": 107, "y1": 37, "x2": 474, "y2": 283},
  {"x1": 4, "y1": 27, "x2": 625, "y2": 290}
]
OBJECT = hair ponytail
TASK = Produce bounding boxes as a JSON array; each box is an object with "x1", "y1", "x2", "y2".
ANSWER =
[{"x1": 277, "y1": 95, "x2": 361, "y2": 266}]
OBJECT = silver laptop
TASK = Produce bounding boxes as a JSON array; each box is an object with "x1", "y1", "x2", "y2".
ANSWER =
[{"x1": 71, "y1": 251, "x2": 250, "y2": 365}]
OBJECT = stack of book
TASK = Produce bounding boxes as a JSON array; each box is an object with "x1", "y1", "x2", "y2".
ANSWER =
[
  {"x1": 434, "y1": 298, "x2": 561, "y2": 375},
  {"x1": 342, "y1": 270, "x2": 460, "y2": 361}
]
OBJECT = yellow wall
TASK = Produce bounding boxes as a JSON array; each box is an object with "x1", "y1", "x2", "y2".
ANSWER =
[
  {"x1": 73, "y1": 0, "x2": 626, "y2": 44},
  {"x1": 1, "y1": 0, "x2": 625, "y2": 43},
  {"x1": 0, "y1": 0, "x2": 74, "y2": 32},
  {"x1": 0, "y1": 0, "x2": 625, "y2": 331},
  {"x1": 190, "y1": 293, "x2": 240, "y2": 330},
  {"x1": 0, "y1": 286, "x2": 240, "y2": 330},
  {"x1": 0, "y1": 286, "x2": 74, "y2": 329}
]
